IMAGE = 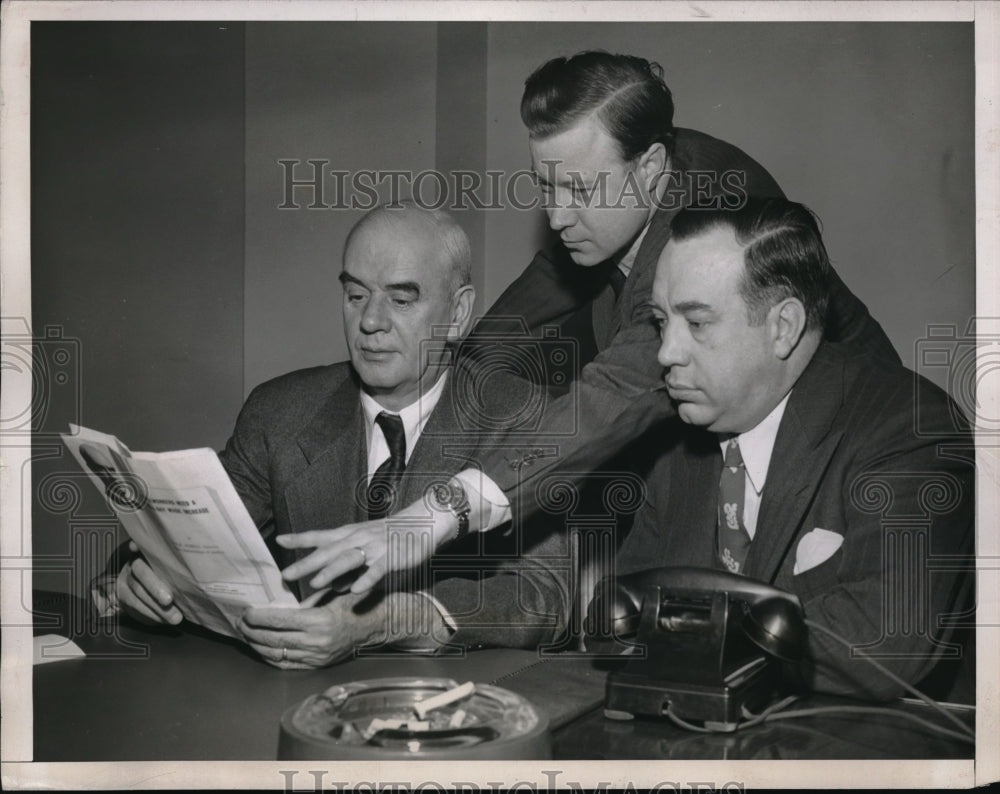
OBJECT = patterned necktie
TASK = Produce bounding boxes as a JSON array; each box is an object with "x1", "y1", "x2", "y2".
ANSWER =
[
  {"x1": 717, "y1": 437, "x2": 752, "y2": 574},
  {"x1": 367, "y1": 412, "x2": 406, "y2": 519}
]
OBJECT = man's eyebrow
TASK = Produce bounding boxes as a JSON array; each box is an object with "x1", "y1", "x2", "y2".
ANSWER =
[
  {"x1": 385, "y1": 281, "x2": 420, "y2": 296},
  {"x1": 674, "y1": 300, "x2": 715, "y2": 313},
  {"x1": 339, "y1": 271, "x2": 365, "y2": 288},
  {"x1": 535, "y1": 171, "x2": 595, "y2": 188},
  {"x1": 339, "y1": 273, "x2": 421, "y2": 297}
]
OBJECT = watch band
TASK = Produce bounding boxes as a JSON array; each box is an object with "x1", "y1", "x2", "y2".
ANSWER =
[{"x1": 454, "y1": 500, "x2": 471, "y2": 541}]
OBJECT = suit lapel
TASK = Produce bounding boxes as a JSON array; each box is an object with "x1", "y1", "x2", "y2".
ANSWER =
[
  {"x1": 398, "y1": 386, "x2": 451, "y2": 509},
  {"x1": 635, "y1": 205, "x2": 678, "y2": 282},
  {"x1": 399, "y1": 367, "x2": 481, "y2": 507},
  {"x1": 591, "y1": 284, "x2": 618, "y2": 350},
  {"x1": 663, "y1": 428, "x2": 723, "y2": 566},
  {"x1": 745, "y1": 345, "x2": 847, "y2": 581},
  {"x1": 285, "y1": 371, "x2": 367, "y2": 533}
]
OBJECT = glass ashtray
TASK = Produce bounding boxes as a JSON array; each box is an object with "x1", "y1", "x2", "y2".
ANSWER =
[{"x1": 278, "y1": 676, "x2": 551, "y2": 759}]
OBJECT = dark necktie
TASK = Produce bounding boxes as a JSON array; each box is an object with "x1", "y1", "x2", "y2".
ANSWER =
[
  {"x1": 717, "y1": 437, "x2": 752, "y2": 574},
  {"x1": 367, "y1": 412, "x2": 406, "y2": 519},
  {"x1": 608, "y1": 265, "x2": 627, "y2": 301}
]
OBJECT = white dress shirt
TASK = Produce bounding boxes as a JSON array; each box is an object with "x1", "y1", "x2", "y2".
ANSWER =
[
  {"x1": 360, "y1": 371, "x2": 448, "y2": 478},
  {"x1": 716, "y1": 391, "x2": 792, "y2": 539},
  {"x1": 361, "y1": 372, "x2": 461, "y2": 638}
]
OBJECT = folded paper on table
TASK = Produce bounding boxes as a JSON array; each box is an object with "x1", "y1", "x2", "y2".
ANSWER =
[{"x1": 61, "y1": 424, "x2": 299, "y2": 639}]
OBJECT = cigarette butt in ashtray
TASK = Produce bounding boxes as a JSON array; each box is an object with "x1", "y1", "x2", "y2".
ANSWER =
[
  {"x1": 278, "y1": 677, "x2": 554, "y2": 759},
  {"x1": 362, "y1": 718, "x2": 394, "y2": 740},
  {"x1": 414, "y1": 681, "x2": 476, "y2": 720}
]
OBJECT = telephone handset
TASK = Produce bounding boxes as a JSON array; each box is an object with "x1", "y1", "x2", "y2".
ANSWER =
[{"x1": 585, "y1": 566, "x2": 806, "y2": 730}]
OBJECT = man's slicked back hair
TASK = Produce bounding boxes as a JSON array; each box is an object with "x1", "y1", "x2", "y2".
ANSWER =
[
  {"x1": 670, "y1": 197, "x2": 832, "y2": 331},
  {"x1": 520, "y1": 50, "x2": 676, "y2": 163}
]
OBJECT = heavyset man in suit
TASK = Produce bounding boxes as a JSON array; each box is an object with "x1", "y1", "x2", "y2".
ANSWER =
[
  {"x1": 279, "y1": 51, "x2": 898, "y2": 604},
  {"x1": 608, "y1": 197, "x2": 972, "y2": 697},
  {"x1": 110, "y1": 203, "x2": 572, "y2": 667}
]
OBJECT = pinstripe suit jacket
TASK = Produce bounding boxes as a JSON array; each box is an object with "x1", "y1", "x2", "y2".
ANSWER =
[{"x1": 218, "y1": 359, "x2": 572, "y2": 649}]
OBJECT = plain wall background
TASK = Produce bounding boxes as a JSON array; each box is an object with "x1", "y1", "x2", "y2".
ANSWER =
[
  {"x1": 30, "y1": 23, "x2": 246, "y2": 594},
  {"x1": 483, "y1": 23, "x2": 975, "y2": 372},
  {"x1": 243, "y1": 22, "x2": 492, "y2": 392},
  {"x1": 242, "y1": 21, "x2": 974, "y2": 392},
  {"x1": 243, "y1": 22, "x2": 439, "y2": 389},
  {"x1": 29, "y1": 21, "x2": 974, "y2": 594}
]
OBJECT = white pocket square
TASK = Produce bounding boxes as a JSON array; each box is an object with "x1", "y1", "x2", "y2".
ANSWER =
[{"x1": 793, "y1": 528, "x2": 844, "y2": 575}]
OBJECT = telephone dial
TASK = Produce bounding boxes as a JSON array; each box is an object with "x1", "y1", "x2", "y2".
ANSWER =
[{"x1": 585, "y1": 566, "x2": 807, "y2": 731}]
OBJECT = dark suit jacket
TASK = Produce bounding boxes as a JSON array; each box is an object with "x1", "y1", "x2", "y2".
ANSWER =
[
  {"x1": 468, "y1": 128, "x2": 900, "y2": 501},
  {"x1": 217, "y1": 360, "x2": 572, "y2": 649},
  {"x1": 612, "y1": 343, "x2": 974, "y2": 700}
]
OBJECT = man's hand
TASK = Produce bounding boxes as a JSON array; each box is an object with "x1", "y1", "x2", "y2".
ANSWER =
[
  {"x1": 115, "y1": 552, "x2": 184, "y2": 626},
  {"x1": 237, "y1": 591, "x2": 445, "y2": 669},
  {"x1": 276, "y1": 497, "x2": 458, "y2": 594}
]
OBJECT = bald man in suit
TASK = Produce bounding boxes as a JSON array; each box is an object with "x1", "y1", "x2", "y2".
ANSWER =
[{"x1": 109, "y1": 204, "x2": 572, "y2": 667}]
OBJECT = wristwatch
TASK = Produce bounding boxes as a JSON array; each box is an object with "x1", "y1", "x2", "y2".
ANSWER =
[{"x1": 430, "y1": 480, "x2": 471, "y2": 543}]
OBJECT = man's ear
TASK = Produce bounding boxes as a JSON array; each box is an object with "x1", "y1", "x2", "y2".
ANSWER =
[
  {"x1": 636, "y1": 142, "x2": 667, "y2": 192},
  {"x1": 447, "y1": 284, "x2": 476, "y2": 340},
  {"x1": 771, "y1": 298, "x2": 807, "y2": 360}
]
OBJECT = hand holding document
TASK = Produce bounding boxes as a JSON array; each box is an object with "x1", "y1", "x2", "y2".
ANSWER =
[{"x1": 62, "y1": 425, "x2": 299, "y2": 639}]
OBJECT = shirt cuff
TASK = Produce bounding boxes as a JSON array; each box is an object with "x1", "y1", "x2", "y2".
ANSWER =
[
  {"x1": 387, "y1": 591, "x2": 455, "y2": 654},
  {"x1": 452, "y1": 469, "x2": 511, "y2": 532},
  {"x1": 415, "y1": 590, "x2": 457, "y2": 633}
]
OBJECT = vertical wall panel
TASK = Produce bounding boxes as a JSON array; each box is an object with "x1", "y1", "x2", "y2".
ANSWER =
[
  {"x1": 243, "y1": 23, "x2": 438, "y2": 393},
  {"x1": 31, "y1": 22, "x2": 246, "y2": 593},
  {"x1": 435, "y1": 22, "x2": 489, "y2": 317}
]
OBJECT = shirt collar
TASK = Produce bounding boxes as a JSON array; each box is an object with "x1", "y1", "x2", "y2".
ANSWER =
[
  {"x1": 718, "y1": 391, "x2": 792, "y2": 496},
  {"x1": 360, "y1": 372, "x2": 449, "y2": 461},
  {"x1": 614, "y1": 221, "x2": 651, "y2": 279}
]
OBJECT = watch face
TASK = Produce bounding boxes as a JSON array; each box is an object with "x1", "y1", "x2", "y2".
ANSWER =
[
  {"x1": 431, "y1": 482, "x2": 452, "y2": 506},
  {"x1": 430, "y1": 481, "x2": 466, "y2": 511}
]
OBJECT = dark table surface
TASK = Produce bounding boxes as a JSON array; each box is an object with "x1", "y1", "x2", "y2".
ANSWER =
[{"x1": 31, "y1": 591, "x2": 975, "y2": 762}]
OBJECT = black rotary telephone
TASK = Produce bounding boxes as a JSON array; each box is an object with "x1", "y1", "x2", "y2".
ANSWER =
[{"x1": 585, "y1": 566, "x2": 807, "y2": 731}]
